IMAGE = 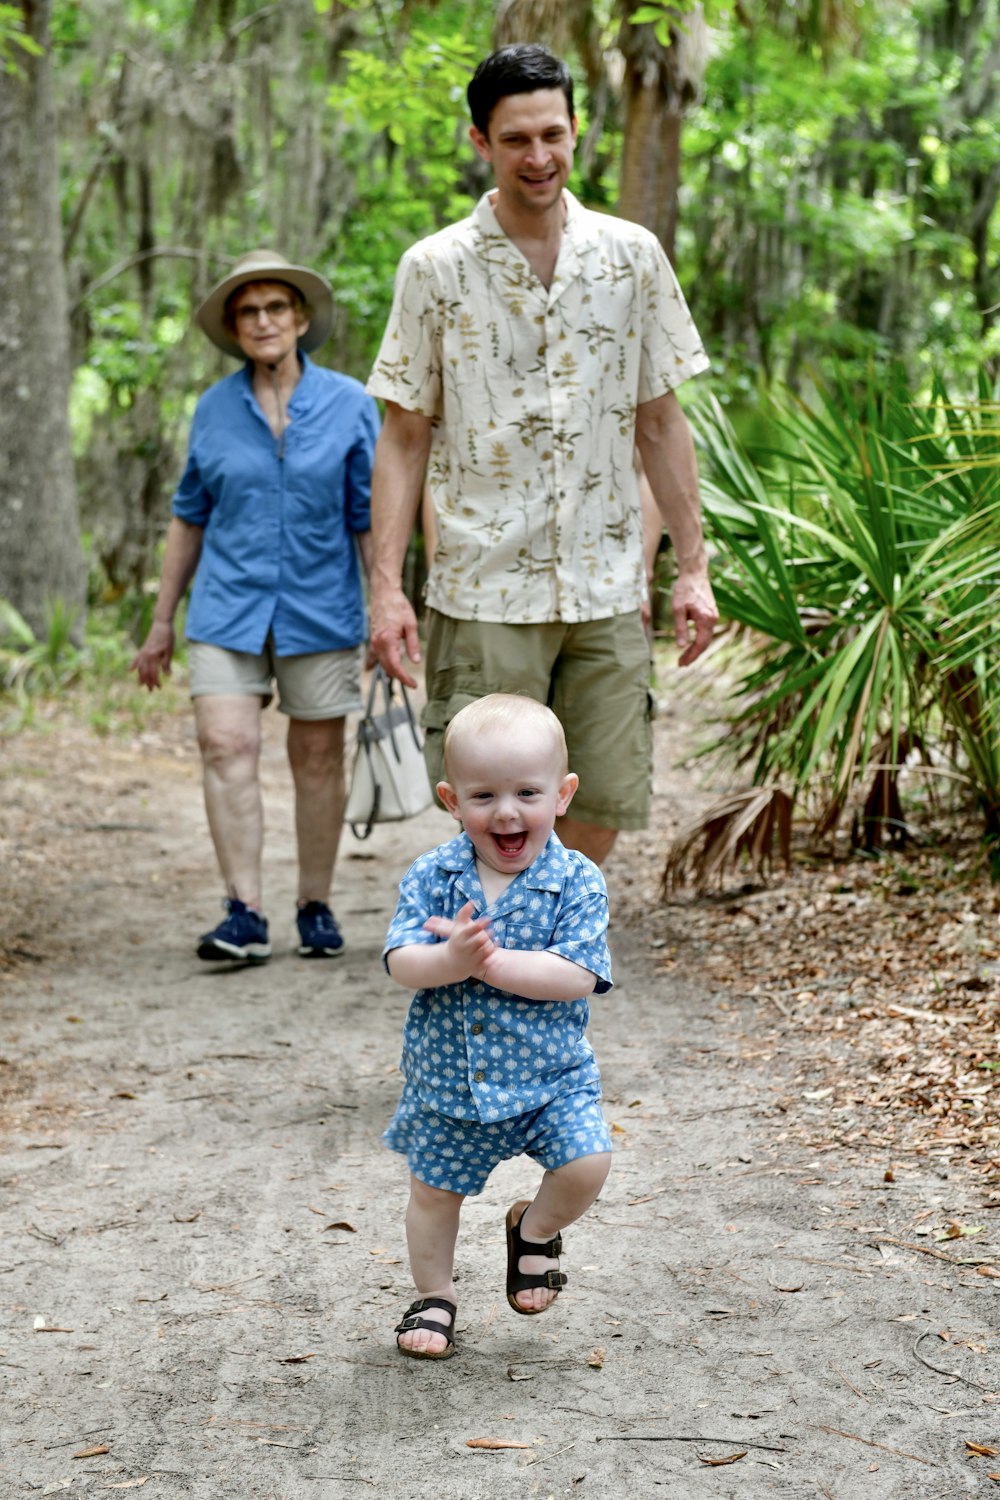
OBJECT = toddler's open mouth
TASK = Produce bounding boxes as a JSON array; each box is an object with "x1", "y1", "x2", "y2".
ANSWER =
[{"x1": 494, "y1": 832, "x2": 528, "y2": 857}]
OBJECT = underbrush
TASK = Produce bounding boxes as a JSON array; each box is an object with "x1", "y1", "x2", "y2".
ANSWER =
[{"x1": 0, "y1": 595, "x2": 187, "y2": 737}]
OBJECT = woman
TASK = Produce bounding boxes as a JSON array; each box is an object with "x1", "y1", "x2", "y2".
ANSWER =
[{"x1": 132, "y1": 249, "x2": 379, "y2": 963}]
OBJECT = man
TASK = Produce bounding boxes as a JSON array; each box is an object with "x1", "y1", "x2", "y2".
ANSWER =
[
  {"x1": 132, "y1": 249, "x2": 378, "y2": 961},
  {"x1": 367, "y1": 45, "x2": 716, "y2": 865}
]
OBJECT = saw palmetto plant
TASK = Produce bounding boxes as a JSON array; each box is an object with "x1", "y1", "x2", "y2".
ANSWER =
[{"x1": 670, "y1": 366, "x2": 1000, "y2": 889}]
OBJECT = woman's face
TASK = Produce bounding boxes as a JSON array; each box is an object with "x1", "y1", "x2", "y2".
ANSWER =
[{"x1": 228, "y1": 280, "x2": 309, "y2": 367}]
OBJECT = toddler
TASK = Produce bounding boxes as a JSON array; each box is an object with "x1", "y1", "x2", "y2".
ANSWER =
[{"x1": 383, "y1": 694, "x2": 613, "y2": 1359}]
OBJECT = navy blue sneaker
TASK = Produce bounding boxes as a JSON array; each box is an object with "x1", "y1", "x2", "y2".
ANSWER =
[
  {"x1": 197, "y1": 898, "x2": 271, "y2": 963},
  {"x1": 296, "y1": 900, "x2": 344, "y2": 958}
]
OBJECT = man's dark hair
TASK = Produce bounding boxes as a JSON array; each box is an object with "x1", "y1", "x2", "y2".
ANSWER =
[{"x1": 467, "y1": 44, "x2": 574, "y2": 135}]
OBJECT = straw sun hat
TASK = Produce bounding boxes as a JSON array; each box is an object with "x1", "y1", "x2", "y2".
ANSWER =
[{"x1": 196, "y1": 249, "x2": 334, "y2": 359}]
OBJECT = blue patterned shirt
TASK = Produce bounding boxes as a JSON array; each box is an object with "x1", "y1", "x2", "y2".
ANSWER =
[{"x1": 383, "y1": 831, "x2": 612, "y2": 1123}]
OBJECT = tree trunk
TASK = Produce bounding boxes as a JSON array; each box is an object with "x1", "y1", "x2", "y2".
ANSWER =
[
  {"x1": 0, "y1": 0, "x2": 85, "y2": 640},
  {"x1": 616, "y1": 2, "x2": 708, "y2": 264}
]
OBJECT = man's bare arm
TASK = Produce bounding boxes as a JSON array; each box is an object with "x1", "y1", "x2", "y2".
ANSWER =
[
  {"x1": 369, "y1": 402, "x2": 434, "y2": 686},
  {"x1": 635, "y1": 390, "x2": 718, "y2": 665}
]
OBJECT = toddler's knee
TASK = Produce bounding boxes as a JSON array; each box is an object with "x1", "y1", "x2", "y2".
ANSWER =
[
  {"x1": 409, "y1": 1175, "x2": 464, "y2": 1213},
  {"x1": 556, "y1": 1151, "x2": 612, "y2": 1192}
]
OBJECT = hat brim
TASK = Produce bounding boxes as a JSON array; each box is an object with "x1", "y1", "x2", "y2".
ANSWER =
[{"x1": 196, "y1": 261, "x2": 334, "y2": 359}]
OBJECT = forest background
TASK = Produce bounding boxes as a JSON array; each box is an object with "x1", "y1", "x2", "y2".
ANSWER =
[{"x1": 2, "y1": 0, "x2": 1000, "y2": 859}]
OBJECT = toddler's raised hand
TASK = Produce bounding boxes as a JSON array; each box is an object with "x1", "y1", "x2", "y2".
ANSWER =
[{"x1": 424, "y1": 900, "x2": 495, "y2": 979}]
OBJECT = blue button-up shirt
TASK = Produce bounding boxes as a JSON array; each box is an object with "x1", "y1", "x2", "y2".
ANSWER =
[
  {"x1": 173, "y1": 355, "x2": 379, "y2": 655},
  {"x1": 384, "y1": 831, "x2": 613, "y2": 1123}
]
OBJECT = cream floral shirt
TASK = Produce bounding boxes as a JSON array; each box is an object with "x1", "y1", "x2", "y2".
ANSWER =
[{"x1": 368, "y1": 190, "x2": 710, "y2": 623}]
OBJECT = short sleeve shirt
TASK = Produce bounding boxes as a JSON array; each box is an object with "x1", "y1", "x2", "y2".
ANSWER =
[
  {"x1": 173, "y1": 356, "x2": 379, "y2": 656},
  {"x1": 383, "y1": 831, "x2": 613, "y2": 1123},
  {"x1": 367, "y1": 190, "x2": 709, "y2": 624}
]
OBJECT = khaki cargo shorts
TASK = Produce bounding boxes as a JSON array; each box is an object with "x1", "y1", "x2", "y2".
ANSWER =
[
  {"x1": 422, "y1": 609, "x2": 654, "y2": 830},
  {"x1": 187, "y1": 638, "x2": 363, "y2": 720}
]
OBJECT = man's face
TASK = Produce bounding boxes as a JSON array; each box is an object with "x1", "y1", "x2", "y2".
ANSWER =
[{"x1": 470, "y1": 88, "x2": 578, "y2": 217}]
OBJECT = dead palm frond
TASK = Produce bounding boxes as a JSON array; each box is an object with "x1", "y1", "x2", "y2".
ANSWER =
[{"x1": 663, "y1": 786, "x2": 793, "y2": 895}]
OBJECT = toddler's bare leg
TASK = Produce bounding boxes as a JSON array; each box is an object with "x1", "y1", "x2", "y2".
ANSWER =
[
  {"x1": 398, "y1": 1175, "x2": 464, "y2": 1355},
  {"x1": 513, "y1": 1152, "x2": 612, "y2": 1313}
]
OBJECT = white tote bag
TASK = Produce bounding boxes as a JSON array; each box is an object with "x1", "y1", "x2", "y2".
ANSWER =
[{"x1": 344, "y1": 667, "x2": 434, "y2": 839}]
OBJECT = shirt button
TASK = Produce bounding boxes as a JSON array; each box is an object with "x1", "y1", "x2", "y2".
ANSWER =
[
  {"x1": 474, "y1": 1070, "x2": 485, "y2": 1082},
  {"x1": 471, "y1": 1024, "x2": 483, "y2": 1035}
]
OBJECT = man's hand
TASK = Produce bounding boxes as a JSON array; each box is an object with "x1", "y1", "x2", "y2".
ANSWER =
[
  {"x1": 130, "y1": 619, "x2": 175, "y2": 691},
  {"x1": 423, "y1": 900, "x2": 495, "y2": 981},
  {"x1": 672, "y1": 567, "x2": 719, "y2": 667},
  {"x1": 369, "y1": 583, "x2": 422, "y2": 688}
]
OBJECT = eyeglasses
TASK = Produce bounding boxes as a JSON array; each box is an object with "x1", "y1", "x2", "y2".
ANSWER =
[{"x1": 234, "y1": 299, "x2": 295, "y2": 325}]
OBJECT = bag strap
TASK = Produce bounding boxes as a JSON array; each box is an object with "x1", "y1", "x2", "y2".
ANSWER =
[
  {"x1": 366, "y1": 665, "x2": 423, "y2": 764},
  {"x1": 349, "y1": 665, "x2": 419, "y2": 838},
  {"x1": 349, "y1": 740, "x2": 381, "y2": 840}
]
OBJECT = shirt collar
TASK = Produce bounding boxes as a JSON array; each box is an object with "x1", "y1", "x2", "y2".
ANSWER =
[
  {"x1": 239, "y1": 350, "x2": 318, "y2": 413},
  {"x1": 436, "y1": 829, "x2": 570, "y2": 898},
  {"x1": 472, "y1": 191, "x2": 587, "y2": 303}
]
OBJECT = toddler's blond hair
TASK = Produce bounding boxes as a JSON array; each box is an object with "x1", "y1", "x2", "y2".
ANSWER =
[{"x1": 442, "y1": 694, "x2": 568, "y2": 779}]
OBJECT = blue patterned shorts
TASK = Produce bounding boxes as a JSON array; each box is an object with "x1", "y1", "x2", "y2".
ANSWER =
[{"x1": 383, "y1": 1082, "x2": 612, "y2": 1196}]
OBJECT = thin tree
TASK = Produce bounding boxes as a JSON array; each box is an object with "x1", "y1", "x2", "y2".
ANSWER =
[
  {"x1": 616, "y1": 1, "x2": 709, "y2": 262},
  {"x1": 0, "y1": 0, "x2": 85, "y2": 638}
]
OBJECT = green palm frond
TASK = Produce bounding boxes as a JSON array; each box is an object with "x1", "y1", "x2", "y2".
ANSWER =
[{"x1": 685, "y1": 364, "x2": 1000, "y2": 866}]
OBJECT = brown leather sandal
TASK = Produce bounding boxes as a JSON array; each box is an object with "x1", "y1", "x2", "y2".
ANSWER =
[
  {"x1": 505, "y1": 1199, "x2": 567, "y2": 1316},
  {"x1": 394, "y1": 1296, "x2": 457, "y2": 1360}
]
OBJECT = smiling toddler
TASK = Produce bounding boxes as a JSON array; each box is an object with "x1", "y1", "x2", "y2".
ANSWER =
[{"x1": 382, "y1": 693, "x2": 613, "y2": 1359}]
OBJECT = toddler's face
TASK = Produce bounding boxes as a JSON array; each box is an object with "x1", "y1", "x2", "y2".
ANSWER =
[{"x1": 438, "y1": 725, "x2": 577, "y2": 879}]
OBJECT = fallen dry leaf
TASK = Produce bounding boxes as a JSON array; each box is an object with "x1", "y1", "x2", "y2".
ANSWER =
[
  {"x1": 698, "y1": 1451, "x2": 747, "y2": 1466},
  {"x1": 587, "y1": 1346, "x2": 605, "y2": 1369},
  {"x1": 323, "y1": 1221, "x2": 356, "y2": 1232},
  {"x1": 977, "y1": 1266, "x2": 1000, "y2": 1280},
  {"x1": 277, "y1": 1353, "x2": 317, "y2": 1364},
  {"x1": 935, "y1": 1222, "x2": 983, "y2": 1241},
  {"x1": 506, "y1": 1366, "x2": 533, "y2": 1382},
  {"x1": 466, "y1": 1437, "x2": 533, "y2": 1450},
  {"x1": 967, "y1": 1442, "x2": 1000, "y2": 1457},
  {"x1": 73, "y1": 1443, "x2": 110, "y2": 1459}
]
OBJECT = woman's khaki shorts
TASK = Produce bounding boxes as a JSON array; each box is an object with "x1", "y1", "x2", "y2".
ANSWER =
[
  {"x1": 187, "y1": 639, "x2": 363, "y2": 720},
  {"x1": 422, "y1": 609, "x2": 653, "y2": 830}
]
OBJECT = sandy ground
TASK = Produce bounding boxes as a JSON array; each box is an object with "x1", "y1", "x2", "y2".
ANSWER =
[{"x1": 1, "y1": 688, "x2": 997, "y2": 1499}]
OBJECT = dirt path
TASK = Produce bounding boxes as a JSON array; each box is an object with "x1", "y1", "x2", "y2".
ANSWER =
[{"x1": 0, "y1": 696, "x2": 996, "y2": 1498}]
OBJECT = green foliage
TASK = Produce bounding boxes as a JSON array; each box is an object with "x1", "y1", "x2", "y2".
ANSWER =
[
  {"x1": 0, "y1": 598, "x2": 81, "y2": 693},
  {"x1": 37, "y1": 0, "x2": 1000, "y2": 627},
  {"x1": 682, "y1": 3, "x2": 1000, "y2": 386},
  {"x1": 0, "y1": 4, "x2": 43, "y2": 75},
  {"x1": 0, "y1": 589, "x2": 181, "y2": 737},
  {"x1": 692, "y1": 366, "x2": 1000, "y2": 853},
  {"x1": 322, "y1": 5, "x2": 495, "y2": 369},
  {"x1": 328, "y1": 30, "x2": 478, "y2": 152}
]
